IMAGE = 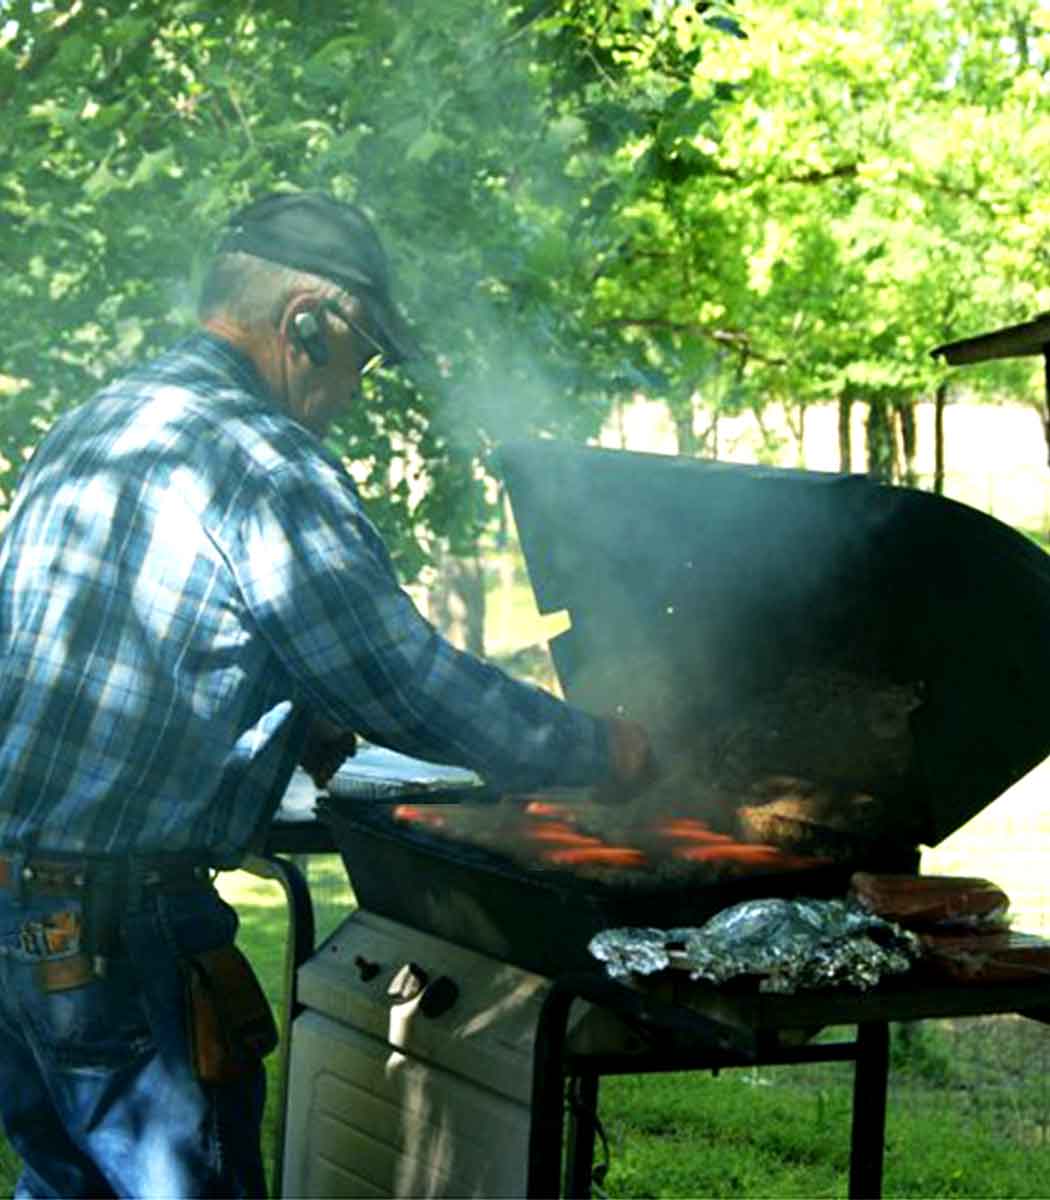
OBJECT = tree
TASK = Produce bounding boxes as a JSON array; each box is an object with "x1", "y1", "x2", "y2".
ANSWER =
[
  {"x1": 2, "y1": 1, "x2": 639, "y2": 574},
  {"x1": 4, "y1": 0, "x2": 1050, "y2": 594},
  {"x1": 571, "y1": 0, "x2": 1050, "y2": 480}
]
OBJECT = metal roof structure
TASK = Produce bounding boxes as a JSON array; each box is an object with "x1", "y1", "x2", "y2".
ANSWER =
[{"x1": 931, "y1": 312, "x2": 1050, "y2": 365}]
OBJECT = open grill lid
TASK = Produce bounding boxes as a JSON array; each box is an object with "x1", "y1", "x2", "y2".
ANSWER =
[{"x1": 495, "y1": 440, "x2": 1050, "y2": 849}]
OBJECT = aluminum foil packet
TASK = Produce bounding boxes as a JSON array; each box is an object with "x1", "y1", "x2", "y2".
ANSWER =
[
  {"x1": 588, "y1": 927, "x2": 677, "y2": 980},
  {"x1": 589, "y1": 898, "x2": 921, "y2": 993}
]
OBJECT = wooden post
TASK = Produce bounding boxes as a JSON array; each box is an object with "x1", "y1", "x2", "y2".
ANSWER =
[
  {"x1": 933, "y1": 381, "x2": 947, "y2": 495},
  {"x1": 931, "y1": 318, "x2": 1050, "y2": 473}
]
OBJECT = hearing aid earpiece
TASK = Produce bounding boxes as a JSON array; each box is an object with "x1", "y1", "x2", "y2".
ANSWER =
[{"x1": 291, "y1": 309, "x2": 330, "y2": 367}]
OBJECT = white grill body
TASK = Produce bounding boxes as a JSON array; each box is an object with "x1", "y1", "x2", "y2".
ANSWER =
[{"x1": 283, "y1": 909, "x2": 589, "y2": 1198}]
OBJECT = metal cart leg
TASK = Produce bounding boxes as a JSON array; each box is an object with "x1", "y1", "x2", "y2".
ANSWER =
[
  {"x1": 849, "y1": 1021, "x2": 890, "y2": 1200},
  {"x1": 527, "y1": 974, "x2": 753, "y2": 1199},
  {"x1": 564, "y1": 1072, "x2": 600, "y2": 1198},
  {"x1": 242, "y1": 852, "x2": 316, "y2": 1200}
]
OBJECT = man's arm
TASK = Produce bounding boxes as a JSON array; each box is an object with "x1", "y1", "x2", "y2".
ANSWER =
[{"x1": 234, "y1": 458, "x2": 654, "y2": 795}]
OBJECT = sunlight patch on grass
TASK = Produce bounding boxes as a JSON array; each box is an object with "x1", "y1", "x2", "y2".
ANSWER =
[{"x1": 216, "y1": 870, "x2": 289, "y2": 907}]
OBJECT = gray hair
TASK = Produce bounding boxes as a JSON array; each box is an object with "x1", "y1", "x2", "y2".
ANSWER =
[{"x1": 197, "y1": 250, "x2": 355, "y2": 327}]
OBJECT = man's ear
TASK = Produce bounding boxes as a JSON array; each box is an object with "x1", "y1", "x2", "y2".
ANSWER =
[{"x1": 282, "y1": 296, "x2": 329, "y2": 367}]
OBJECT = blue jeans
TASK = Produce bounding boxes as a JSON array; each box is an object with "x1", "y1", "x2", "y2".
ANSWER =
[{"x1": 0, "y1": 883, "x2": 267, "y2": 1198}]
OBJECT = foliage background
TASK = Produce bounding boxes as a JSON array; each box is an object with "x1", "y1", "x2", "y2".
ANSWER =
[
  {"x1": 5, "y1": 0, "x2": 1050, "y2": 586},
  {"x1": 5, "y1": 10, "x2": 1050, "y2": 1196}
]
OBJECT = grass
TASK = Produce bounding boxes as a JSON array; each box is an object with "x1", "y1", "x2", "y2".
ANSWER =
[
  {"x1": 595, "y1": 1034, "x2": 1050, "y2": 1199},
  {"x1": 238, "y1": 862, "x2": 1050, "y2": 1199},
  {"x1": 225, "y1": 855, "x2": 355, "y2": 1185},
  {"x1": 580, "y1": 1015, "x2": 1050, "y2": 1199},
  {"x1": 2, "y1": 867, "x2": 1050, "y2": 1198}
]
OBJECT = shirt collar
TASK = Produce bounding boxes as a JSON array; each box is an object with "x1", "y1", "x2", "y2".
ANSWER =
[{"x1": 187, "y1": 329, "x2": 273, "y2": 403}]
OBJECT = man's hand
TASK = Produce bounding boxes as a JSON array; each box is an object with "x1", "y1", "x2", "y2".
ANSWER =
[
  {"x1": 299, "y1": 717, "x2": 358, "y2": 789},
  {"x1": 594, "y1": 716, "x2": 658, "y2": 803}
]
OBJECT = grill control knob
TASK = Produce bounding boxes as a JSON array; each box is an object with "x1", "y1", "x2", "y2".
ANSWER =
[
  {"x1": 388, "y1": 961, "x2": 429, "y2": 1004},
  {"x1": 418, "y1": 975, "x2": 459, "y2": 1019},
  {"x1": 353, "y1": 955, "x2": 381, "y2": 983}
]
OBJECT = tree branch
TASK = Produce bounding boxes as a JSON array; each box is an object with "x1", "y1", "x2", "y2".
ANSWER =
[
  {"x1": 698, "y1": 159, "x2": 861, "y2": 186},
  {"x1": 599, "y1": 315, "x2": 788, "y2": 366}
]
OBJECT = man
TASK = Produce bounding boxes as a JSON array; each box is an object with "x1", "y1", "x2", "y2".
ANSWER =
[{"x1": 0, "y1": 190, "x2": 654, "y2": 1198}]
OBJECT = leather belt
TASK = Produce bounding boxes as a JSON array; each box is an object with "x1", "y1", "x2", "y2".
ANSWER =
[{"x1": 0, "y1": 856, "x2": 214, "y2": 896}]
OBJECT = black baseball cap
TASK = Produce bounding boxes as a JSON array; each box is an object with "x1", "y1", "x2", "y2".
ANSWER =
[{"x1": 217, "y1": 191, "x2": 419, "y2": 365}]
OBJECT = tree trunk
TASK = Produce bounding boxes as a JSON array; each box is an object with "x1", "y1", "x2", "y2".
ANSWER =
[
  {"x1": 933, "y1": 381, "x2": 948, "y2": 495},
  {"x1": 613, "y1": 393, "x2": 627, "y2": 448},
  {"x1": 895, "y1": 400, "x2": 917, "y2": 486},
  {"x1": 696, "y1": 410, "x2": 719, "y2": 458},
  {"x1": 430, "y1": 544, "x2": 487, "y2": 657},
  {"x1": 838, "y1": 390, "x2": 853, "y2": 473},
  {"x1": 866, "y1": 394, "x2": 895, "y2": 481},
  {"x1": 783, "y1": 398, "x2": 806, "y2": 465},
  {"x1": 1042, "y1": 351, "x2": 1050, "y2": 468},
  {"x1": 457, "y1": 554, "x2": 487, "y2": 657},
  {"x1": 674, "y1": 401, "x2": 696, "y2": 455}
]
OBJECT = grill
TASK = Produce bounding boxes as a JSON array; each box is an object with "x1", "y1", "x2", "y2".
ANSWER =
[
  {"x1": 491, "y1": 439, "x2": 1050, "y2": 848},
  {"x1": 320, "y1": 797, "x2": 913, "y2": 980},
  {"x1": 283, "y1": 443, "x2": 1050, "y2": 1199},
  {"x1": 323, "y1": 442, "x2": 1050, "y2": 972}
]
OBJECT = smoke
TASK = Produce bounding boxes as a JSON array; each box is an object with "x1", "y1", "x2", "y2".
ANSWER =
[{"x1": 353, "y1": 6, "x2": 626, "y2": 458}]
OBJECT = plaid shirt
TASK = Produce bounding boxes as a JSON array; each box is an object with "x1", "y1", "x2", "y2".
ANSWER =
[{"x1": 0, "y1": 333, "x2": 608, "y2": 864}]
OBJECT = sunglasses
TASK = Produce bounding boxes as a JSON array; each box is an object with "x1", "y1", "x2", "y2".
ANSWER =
[{"x1": 322, "y1": 300, "x2": 386, "y2": 377}]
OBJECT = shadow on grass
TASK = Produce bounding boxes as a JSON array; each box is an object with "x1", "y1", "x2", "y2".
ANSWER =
[
  {"x1": 219, "y1": 855, "x2": 357, "y2": 1186},
  {"x1": 600, "y1": 1065, "x2": 1050, "y2": 1199}
]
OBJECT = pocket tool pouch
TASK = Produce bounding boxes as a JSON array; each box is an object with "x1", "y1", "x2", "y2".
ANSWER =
[
  {"x1": 25, "y1": 910, "x2": 96, "y2": 993},
  {"x1": 183, "y1": 943, "x2": 279, "y2": 1085}
]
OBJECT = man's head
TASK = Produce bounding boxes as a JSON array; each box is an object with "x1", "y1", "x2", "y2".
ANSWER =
[{"x1": 199, "y1": 191, "x2": 416, "y2": 435}]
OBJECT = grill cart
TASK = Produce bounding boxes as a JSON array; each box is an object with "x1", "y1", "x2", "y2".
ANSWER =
[{"x1": 268, "y1": 443, "x2": 1050, "y2": 1199}]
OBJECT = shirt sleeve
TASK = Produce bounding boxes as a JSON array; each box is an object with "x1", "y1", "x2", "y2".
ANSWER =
[{"x1": 229, "y1": 453, "x2": 611, "y2": 792}]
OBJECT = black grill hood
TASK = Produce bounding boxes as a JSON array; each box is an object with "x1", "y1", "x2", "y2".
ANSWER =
[{"x1": 495, "y1": 440, "x2": 1050, "y2": 848}]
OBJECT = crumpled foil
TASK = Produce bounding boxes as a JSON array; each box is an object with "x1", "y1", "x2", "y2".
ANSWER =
[
  {"x1": 589, "y1": 927, "x2": 675, "y2": 979},
  {"x1": 588, "y1": 898, "x2": 921, "y2": 993}
]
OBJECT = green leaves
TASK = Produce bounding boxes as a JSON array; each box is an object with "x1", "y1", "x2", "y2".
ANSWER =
[
  {"x1": 404, "y1": 129, "x2": 454, "y2": 165},
  {"x1": 4, "y1": 0, "x2": 1050, "y2": 565}
]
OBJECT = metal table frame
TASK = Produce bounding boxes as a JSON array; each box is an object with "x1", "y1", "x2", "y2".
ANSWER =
[
  {"x1": 527, "y1": 972, "x2": 1050, "y2": 1199},
  {"x1": 245, "y1": 819, "x2": 338, "y2": 1198},
  {"x1": 252, "y1": 820, "x2": 1050, "y2": 1200}
]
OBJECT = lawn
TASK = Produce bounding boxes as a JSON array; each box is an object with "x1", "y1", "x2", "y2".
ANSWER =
[
  {"x1": 2, "y1": 854, "x2": 1050, "y2": 1198},
  {"x1": 226, "y1": 862, "x2": 1050, "y2": 1199}
]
